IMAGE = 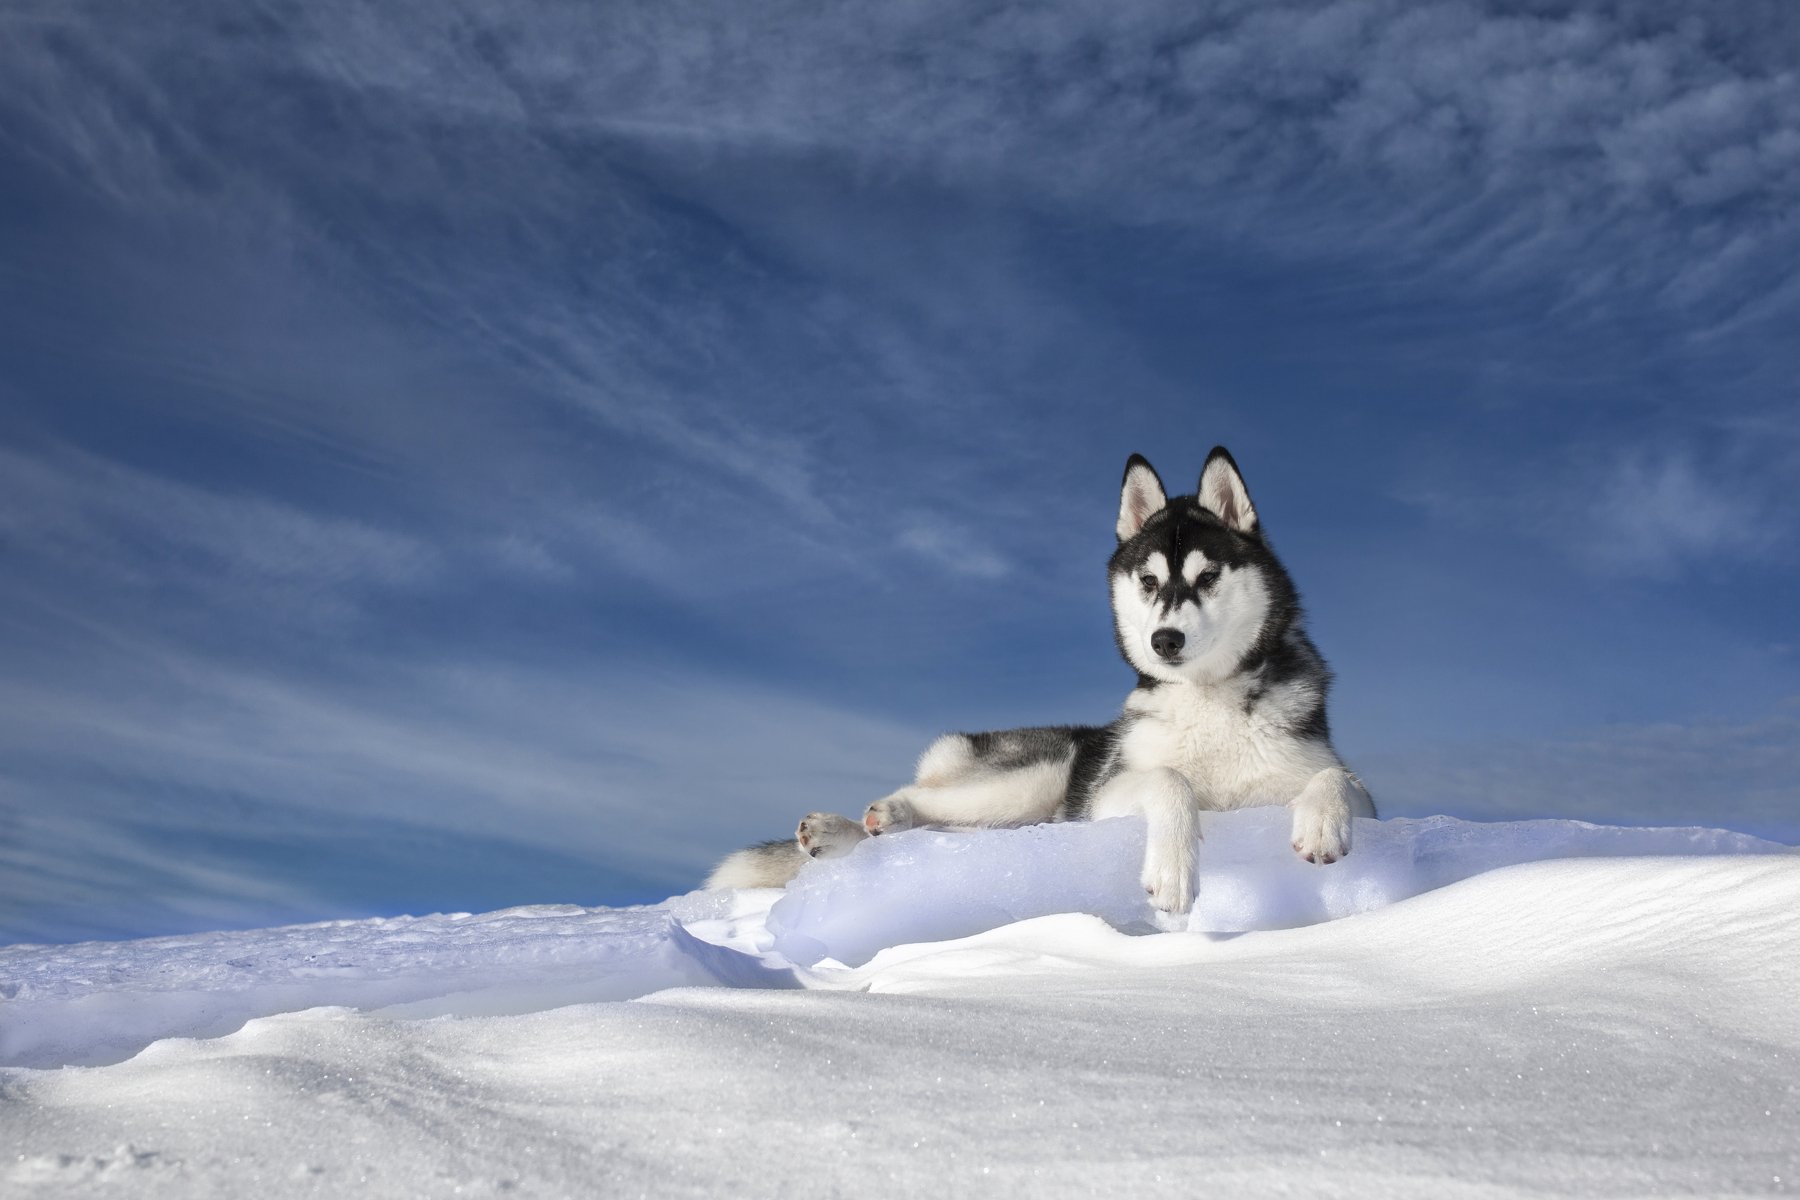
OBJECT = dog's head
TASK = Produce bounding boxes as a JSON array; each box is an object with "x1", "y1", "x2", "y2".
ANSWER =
[{"x1": 1108, "y1": 447, "x2": 1298, "y2": 685}]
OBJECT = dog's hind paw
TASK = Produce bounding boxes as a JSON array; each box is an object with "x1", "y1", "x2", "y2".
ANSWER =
[
  {"x1": 796, "y1": 812, "x2": 866, "y2": 860},
  {"x1": 863, "y1": 796, "x2": 917, "y2": 836}
]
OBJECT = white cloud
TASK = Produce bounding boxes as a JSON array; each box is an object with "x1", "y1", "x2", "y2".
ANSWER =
[
  {"x1": 0, "y1": 628, "x2": 928, "y2": 883},
  {"x1": 1584, "y1": 452, "x2": 1772, "y2": 577},
  {"x1": 0, "y1": 781, "x2": 329, "y2": 940},
  {"x1": 9, "y1": 2, "x2": 1796, "y2": 334},
  {"x1": 0, "y1": 445, "x2": 440, "y2": 620},
  {"x1": 1394, "y1": 438, "x2": 1788, "y2": 581},
  {"x1": 280, "y1": 0, "x2": 1797, "y2": 325},
  {"x1": 17, "y1": 0, "x2": 1795, "y2": 596},
  {"x1": 898, "y1": 520, "x2": 1012, "y2": 581}
]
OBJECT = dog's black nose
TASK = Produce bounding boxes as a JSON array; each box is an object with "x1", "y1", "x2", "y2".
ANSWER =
[{"x1": 1151, "y1": 628, "x2": 1185, "y2": 659}]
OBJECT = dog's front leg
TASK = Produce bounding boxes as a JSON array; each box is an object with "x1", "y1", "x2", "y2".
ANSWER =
[
  {"x1": 1287, "y1": 767, "x2": 1372, "y2": 863},
  {"x1": 1089, "y1": 768, "x2": 1201, "y2": 913}
]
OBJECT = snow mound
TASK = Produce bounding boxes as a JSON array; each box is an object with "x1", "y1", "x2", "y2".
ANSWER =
[
  {"x1": 0, "y1": 895, "x2": 792, "y2": 1069},
  {"x1": 765, "y1": 808, "x2": 1790, "y2": 966}
]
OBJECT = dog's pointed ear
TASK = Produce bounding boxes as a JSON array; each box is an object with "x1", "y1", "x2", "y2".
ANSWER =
[
  {"x1": 1198, "y1": 446, "x2": 1259, "y2": 535},
  {"x1": 1118, "y1": 454, "x2": 1167, "y2": 541}
]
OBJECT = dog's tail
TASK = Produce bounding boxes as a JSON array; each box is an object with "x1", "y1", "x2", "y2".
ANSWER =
[{"x1": 704, "y1": 838, "x2": 808, "y2": 890}]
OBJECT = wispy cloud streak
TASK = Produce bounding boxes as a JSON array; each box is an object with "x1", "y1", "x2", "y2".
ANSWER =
[{"x1": 128, "y1": 0, "x2": 1795, "y2": 330}]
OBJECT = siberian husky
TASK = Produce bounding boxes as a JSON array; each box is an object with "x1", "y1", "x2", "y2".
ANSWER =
[{"x1": 706, "y1": 447, "x2": 1374, "y2": 912}]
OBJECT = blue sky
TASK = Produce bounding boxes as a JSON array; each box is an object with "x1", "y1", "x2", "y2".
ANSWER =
[{"x1": 2, "y1": 0, "x2": 1796, "y2": 944}]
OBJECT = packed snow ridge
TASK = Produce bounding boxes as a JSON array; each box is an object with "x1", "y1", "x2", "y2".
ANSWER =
[{"x1": 1, "y1": 810, "x2": 1786, "y2": 1070}]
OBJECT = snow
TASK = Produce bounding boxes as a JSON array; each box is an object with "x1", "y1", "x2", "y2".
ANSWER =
[
  {"x1": 767, "y1": 808, "x2": 1787, "y2": 966},
  {"x1": 4, "y1": 812, "x2": 1798, "y2": 1197},
  {"x1": 0, "y1": 897, "x2": 794, "y2": 1071}
]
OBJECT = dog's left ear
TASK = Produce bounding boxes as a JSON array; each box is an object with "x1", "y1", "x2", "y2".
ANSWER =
[{"x1": 1198, "y1": 446, "x2": 1259, "y2": 536}]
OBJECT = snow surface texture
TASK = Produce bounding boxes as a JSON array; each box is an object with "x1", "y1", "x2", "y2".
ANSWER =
[{"x1": 3, "y1": 812, "x2": 1798, "y2": 1197}]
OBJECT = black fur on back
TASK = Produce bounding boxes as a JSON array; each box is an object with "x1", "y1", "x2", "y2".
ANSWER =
[
  {"x1": 1061, "y1": 722, "x2": 1124, "y2": 820},
  {"x1": 949, "y1": 723, "x2": 1122, "y2": 822}
]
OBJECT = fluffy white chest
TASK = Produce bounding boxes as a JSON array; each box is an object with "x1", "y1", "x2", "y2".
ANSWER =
[{"x1": 1119, "y1": 681, "x2": 1334, "y2": 807}]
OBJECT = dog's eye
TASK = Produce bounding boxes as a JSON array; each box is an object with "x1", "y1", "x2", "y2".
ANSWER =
[
  {"x1": 1139, "y1": 574, "x2": 1158, "y2": 593},
  {"x1": 1197, "y1": 567, "x2": 1223, "y2": 589}
]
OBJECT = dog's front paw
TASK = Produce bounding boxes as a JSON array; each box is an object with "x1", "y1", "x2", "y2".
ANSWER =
[
  {"x1": 796, "y1": 812, "x2": 866, "y2": 859},
  {"x1": 1290, "y1": 802, "x2": 1351, "y2": 865},
  {"x1": 1141, "y1": 843, "x2": 1196, "y2": 914},
  {"x1": 863, "y1": 796, "x2": 917, "y2": 836}
]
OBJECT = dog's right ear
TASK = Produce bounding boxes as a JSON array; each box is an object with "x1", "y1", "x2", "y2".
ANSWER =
[{"x1": 1117, "y1": 454, "x2": 1167, "y2": 541}]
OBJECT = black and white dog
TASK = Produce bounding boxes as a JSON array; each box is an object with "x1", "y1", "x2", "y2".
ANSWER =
[{"x1": 707, "y1": 448, "x2": 1374, "y2": 912}]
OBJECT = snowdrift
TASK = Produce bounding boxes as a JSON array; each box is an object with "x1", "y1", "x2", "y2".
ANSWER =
[
  {"x1": 765, "y1": 807, "x2": 1785, "y2": 965},
  {"x1": 1, "y1": 811, "x2": 1788, "y2": 1070},
  {"x1": 6, "y1": 850, "x2": 1799, "y2": 1198},
  {"x1": 0, "y1": 899, "x2": 794, "y2": 1070}
]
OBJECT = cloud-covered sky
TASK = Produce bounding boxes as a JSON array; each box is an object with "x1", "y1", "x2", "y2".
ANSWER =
[{"x1": 2, "y1": 0, "x2": 1795, "y2": 943}]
